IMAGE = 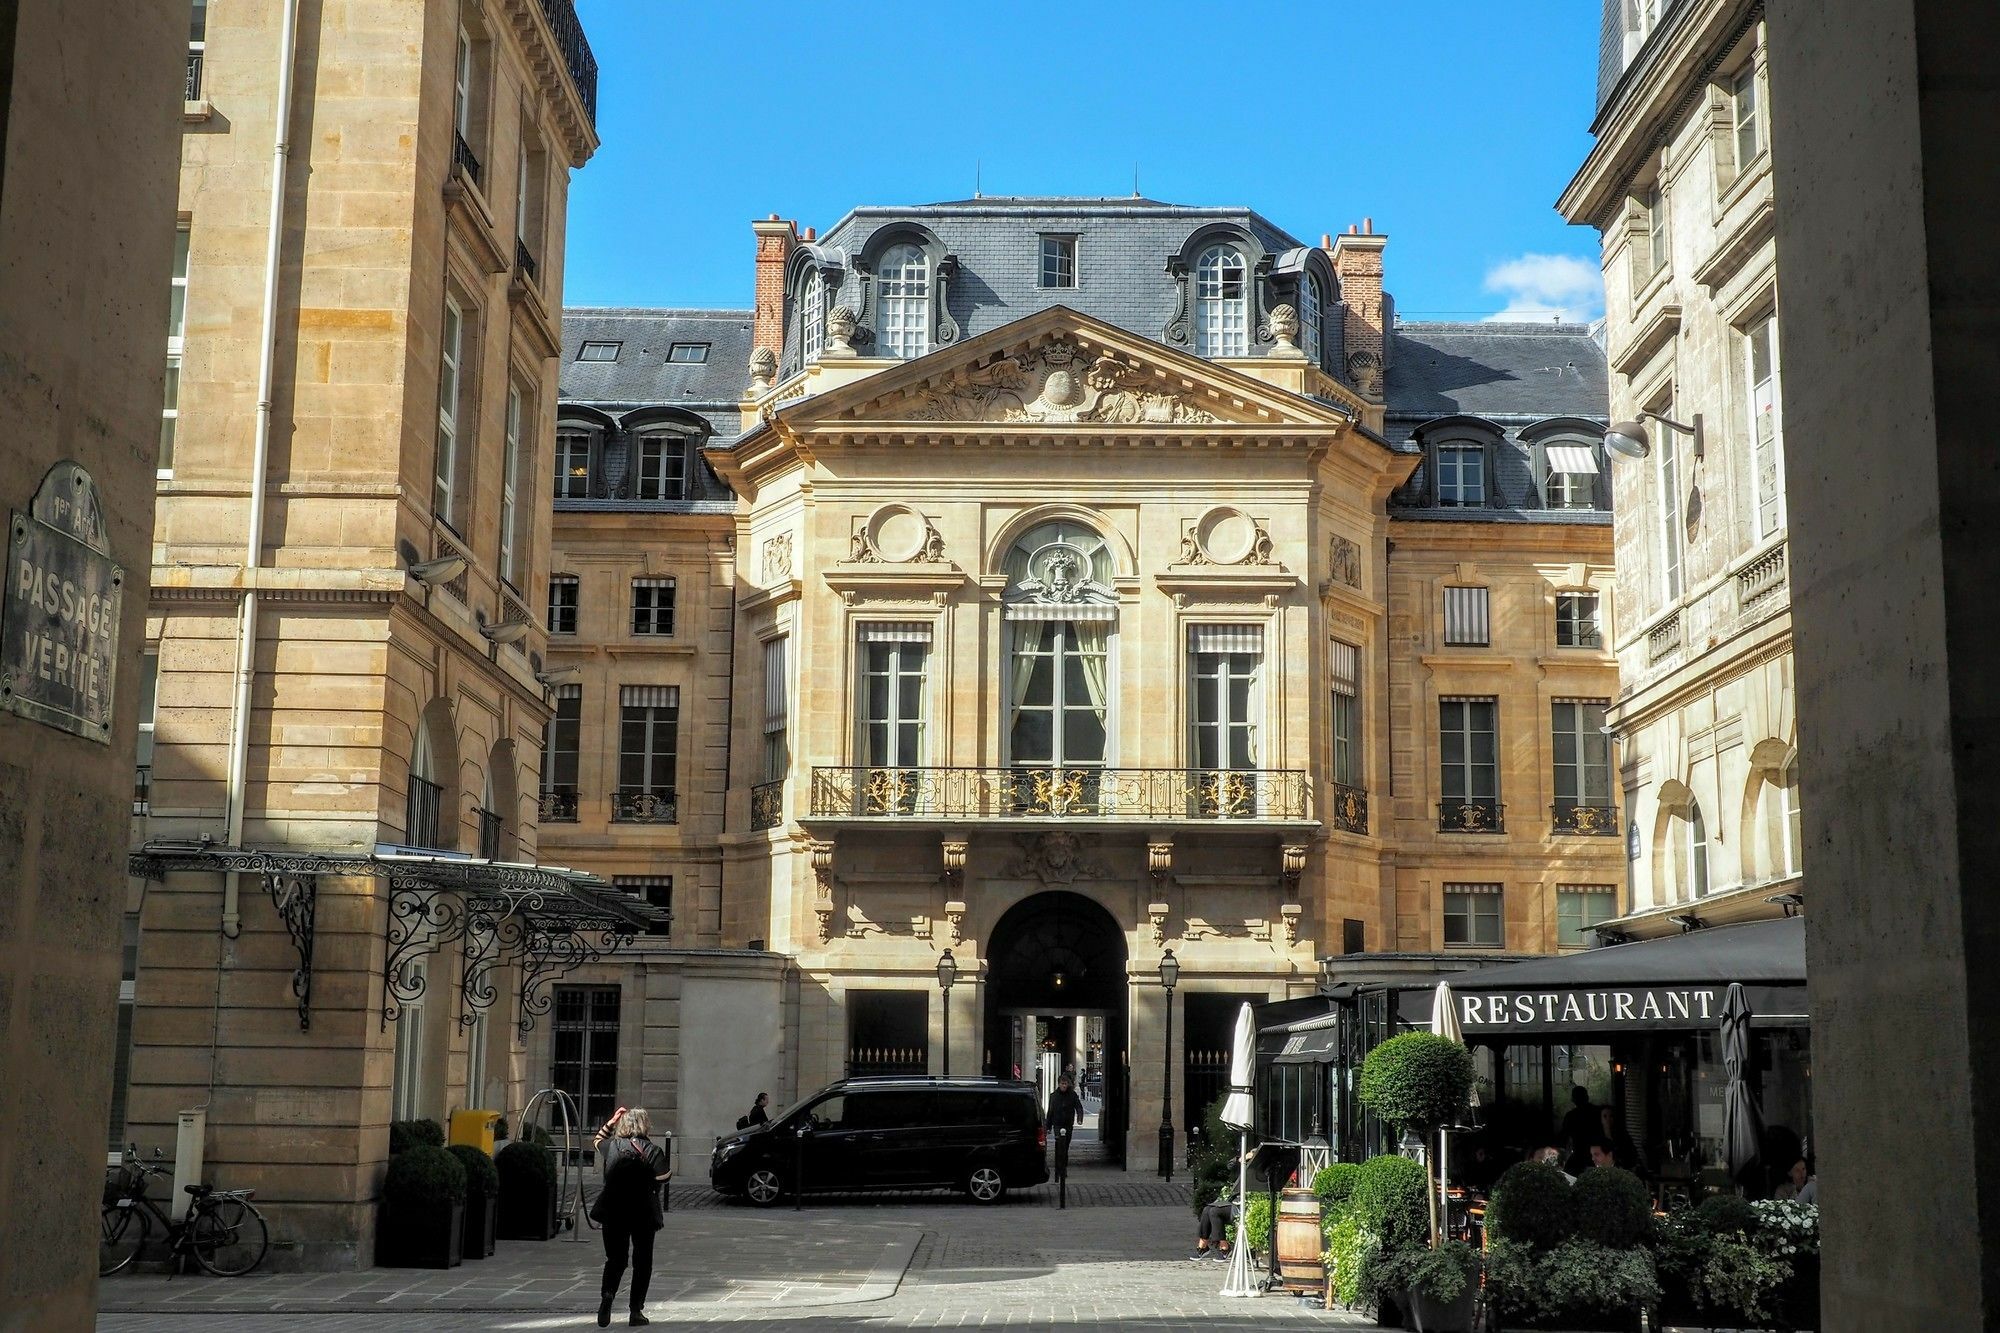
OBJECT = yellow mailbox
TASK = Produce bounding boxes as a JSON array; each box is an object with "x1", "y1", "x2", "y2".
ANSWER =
[{"x1": 449, "y1": 1109, "x2": 501, "y2": 1155}]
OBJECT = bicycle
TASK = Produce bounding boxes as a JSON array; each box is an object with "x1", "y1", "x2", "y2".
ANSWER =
[{"x1": 100, "y1": 1148, "x2": 270, "y2": 1278}]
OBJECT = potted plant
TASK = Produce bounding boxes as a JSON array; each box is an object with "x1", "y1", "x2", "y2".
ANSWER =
[
  {"x1": 1654, "y1": 1194, "x2": 1809, "y2": 1329},
  {"x1": 1483, "y1": 1161, "x2": 1661, "y2": 1330},
  {"x1": 388, "y1": 1117, "x2": 445, "y2": 1156},
  {"x1": 495, "y1": 1138, "x2": 558, "y2": 1240},
  {"x1": 1373, "y1": 1239, "x2": 1480, "y2": 1332},
  {"x1": 1350, "y1": 1153, "x2": 1432, "y2": 1327},
  {"x1": 376, "y1": 1144, "x2": 467, "y2": 1269},
  {"x1": 448, "y1": 1144, "x2": 500, "y2": 1260},
  {"x1": 1357, "y1": 1032, "x2": 1473, "y2": 1247}
]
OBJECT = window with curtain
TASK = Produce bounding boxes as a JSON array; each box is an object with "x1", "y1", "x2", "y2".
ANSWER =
[
  {"x1": 1558, "y1": 887, "x2": 1619, "y2": 948},
  {"x1": 1443, "y1": 586, "x2": 1491, "y2": 646},
  {"x1": 1195, "y1": 244, "x2": 1248, "y2": 356},
  {"x1": 1190, "y1": 625, "x2": 1262, "y2": 817},
  {"x1": 1329, "y1": 639, "x2": 1360, "y2": 788},
  {"x1": 554, "y1": 428, "x2": 592, "y2": 499},
  {"x1": 637, "y1": 434, "x2": 688, "y2": 501},
  {"x1": 877, "y1": 243, "x2": 930, "y2": 359},
  {"x1": 860, "y1": 625, "x2": 929, "y2": 768},
  {"x1": 1003, "y1": 522, "x2": 1116, "y2": 790},
  {"x1": 1300, "y1": 272, "x2": 1323, "y2": 365},
  {"x1": 799, "y1": 268, "x2": 825, "y2": 364},
  {"x1": 762, "y1": 636, "x2": 789, "y2": 783},
  {"x1": 617, "y1": 685, "x2": 678, "y2": 822}
]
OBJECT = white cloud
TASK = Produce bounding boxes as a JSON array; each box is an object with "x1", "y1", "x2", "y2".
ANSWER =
[{"x1": 1481, "y1": 253, "x2": 1604, "y2": 324}]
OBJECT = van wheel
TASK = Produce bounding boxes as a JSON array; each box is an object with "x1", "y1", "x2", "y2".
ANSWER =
[
  {"x1": 965, "y1": 1164, "x2": 1006, "y2": 1204},
  {"x1": 744, "y1": 1167, "x2": 786, "y2": 1207}
]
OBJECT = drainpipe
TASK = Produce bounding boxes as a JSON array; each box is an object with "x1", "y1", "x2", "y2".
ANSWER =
[{"x1": 219, "y1": 0, "x2": 301, "y2": 936}]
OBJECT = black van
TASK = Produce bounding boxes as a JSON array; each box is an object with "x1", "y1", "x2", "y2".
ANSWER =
[{"x1": 709, "y1": 1077, "x2": 1048, "y2": 1206}]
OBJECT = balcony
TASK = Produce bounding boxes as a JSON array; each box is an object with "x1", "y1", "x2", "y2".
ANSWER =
[
  {"x1": 611, "y1": 786, "x2": 678, "y2": 825},
  {"x1": 406, "y1": 775, "x2": 444, "y2": 849},
  {"x1": 1552, "y1": 803, "x2": 1620, "y2": 836},
  {"x1": 1330, "y1": 782, "x2": 1368, "y2": 835},
  {"x1": 807, "y1": 766, "x2": 1312, "y2": 826},
  {"x1": 537, "y1": 0, "x2": 598, "y2": 125},
  {"x1": 184, "y1": 50, "x2": 203, "y2": 102},
  {"x1": 538, "y1": 785, "x2": 579, "y2": 823},
  {"x1": 750, "y1": 780, "x2": 785, "y2": 831},
  {"x1": 1438, "y1": 798, "x2": 1505, "y2": 834},
  {"x1": 133, "y1": 765, "x2": 151, "y2": 816},
  {"x1": 452, "y1": 131, "x2": 483, "y2": 188},
  {"x1": 478, "y1": 808, "x2": 503, "y2": 860},
  {"x1": 515, "y1": 238, "x2": 539, "y2": 285}
]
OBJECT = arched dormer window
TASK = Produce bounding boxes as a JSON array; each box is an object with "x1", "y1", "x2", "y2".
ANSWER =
[
  {"x1": 1300, "y1": 270, "x2": 1323, "y2": 366},
  {"x1": 1196, "y1": 244, "x2": 1249, "y2": 357},
  {"x1": 554, "y1": 423, "x2": 596, "y2": 500},
  {"x1": 800, "y1": 268, "x2": 826, "y2": 365},
  {"x1": 876, "y1": 243, "x2": 930, "y2": 359}
]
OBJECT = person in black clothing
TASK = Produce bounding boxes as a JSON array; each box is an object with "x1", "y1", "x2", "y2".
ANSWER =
[
  {"x1": 589, "y1": 1107, "x2": 669, "y2": 1328},
  {"x1": 1046, "y1": 1072, "x2": 1084, "y2": 1180},
  {"x1": 1559, "y1": 1086, "x2": 1599, "y2": 1175},
  {"x1": 748, "y1": 1092, "x2": 770, "y2": 1126}
]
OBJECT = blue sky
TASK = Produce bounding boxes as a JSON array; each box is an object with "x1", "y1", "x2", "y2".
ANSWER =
[{"x1": 565, "y1": 0, "x2": 1606, "y2": 324}]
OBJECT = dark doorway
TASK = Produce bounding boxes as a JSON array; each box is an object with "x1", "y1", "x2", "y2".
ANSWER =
[
  {"x1": 982, "y1": 891, "x2": 1129, "y2": 1165},
  {"x1": 1184, "y1": 992, "x2": 1262, "y2": 1151},
  {"x1": 847, "y1": 990, "x2": 929, "y2": 1077}
]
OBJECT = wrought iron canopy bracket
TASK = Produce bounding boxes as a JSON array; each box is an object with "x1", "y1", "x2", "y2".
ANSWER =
[
  {"x1": 511, "y1": 911, "x2": 637, "y2": 1035},
  {"x1": 261, "y1": 872, "x2": 317, "y2": 1031}
]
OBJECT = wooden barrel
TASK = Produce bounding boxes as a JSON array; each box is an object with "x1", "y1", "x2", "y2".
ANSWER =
[{"x1": 1274, "y1": 1186, "x2": 1324, "y2": 1289}]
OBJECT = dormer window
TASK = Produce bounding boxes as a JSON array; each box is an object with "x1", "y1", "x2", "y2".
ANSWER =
[
  {"x1": 1300, "y1": 271, "x2": 1323, "y2": 365},
  {"x1": 1436, "y1": 443, "x2": 1487, "y2": 507},
  {"x1": 799, "y1": 269, "x2": 825, "y2": 364},
  {"x1": 877, "y1": 243, "x2": 930, "y2": 359},
  {"x1": 554, "y1": 426, "x2": 594, "y2": 499},
  {"x1": 1195, "y1": 245, "x2": 1248, "y2": 357},
  {"x1": 667, "y1": 343, "x2": 709, "y2": 364},
  {"x1": 577, "y1": 340, "x2": 620, "y2": 362},
  {"x1": 1040, "y1": 235, "x2": 1077, "y2": 289},
  {"x1": 635, "y1": 434, "x2": 688, "y2": 502}
]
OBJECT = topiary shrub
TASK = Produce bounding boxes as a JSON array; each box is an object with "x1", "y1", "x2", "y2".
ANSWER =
[
  {"x1": 497, "y1": 1138, "x2": 553, "y2": 1187},
  {"x1": 1692, "y1": 1191, "x2": 1758, "y2": 1237},
  {"x1": 447, "y1": 1144, "x2": 499, "y2": 1199},
  {"x1": 1358, "y1": 1033, "x2": 1474, "y2": 1138},
  {"x1": 495, "y1": 1139, "x2": 558, "y2": 1241},
  {"x1": 1189, "y1": 1095, "x2": 1241, "y2": 1212},
  {"x1": 388, "y1": 1118, "x2": 445, "y2": 1156},
  {"x1": 1351, "y1": 1153, "x2": 1430, "y2": 1254},
  {"x1": 1314, "y1": 1162, "x2": 1361, "y2": 1212},
  {"x1": 1233, "y1": 1193, "x2": 1275, "y2": 1253},
  {"x1": 1571, "y1": 1166, "x2": 1652, "y2": 1248},
  {"x1": 1487, "y1": 1160, "x2": 1575, "y2": 1249},
  {"x1": 383, "y1": 1144, "x2": 466, "y2": 1212}
]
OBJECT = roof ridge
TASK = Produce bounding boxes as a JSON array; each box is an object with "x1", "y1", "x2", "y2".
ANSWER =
[{"x1": 563, "y1": 307, "x2": 753, "y2": 318}]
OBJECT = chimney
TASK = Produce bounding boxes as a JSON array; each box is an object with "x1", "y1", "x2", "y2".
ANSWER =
[
  {"x1": 1331, "y1": 224, "x2": 1389, "y2": 395},
  {"x1": 751, "y1": 215, "x2": 798, "y2": 370}
]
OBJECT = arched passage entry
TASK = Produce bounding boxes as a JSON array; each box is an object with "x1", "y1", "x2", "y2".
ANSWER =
[{"x1": 982, "y1": 891, "x2": 1128, "y2": 1166}]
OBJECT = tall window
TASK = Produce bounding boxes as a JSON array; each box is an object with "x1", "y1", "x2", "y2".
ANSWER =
[
  {"x1": 466, "y1": 998, "x2": 490, "y2": 1109},
  {"x1": 1439, "y1": 697, "x2": 1500, "y2": 827},
  {"x1": 554, "y1": 429, "x2": 592, "y2": 499},
  {"x1": 799, "y1": 268, "x2": 825, "y2": 364},
  {"x1": 391, "y1": 958, "x2": 426, "y2": 1121},
  {"x1": 762, "y1": 636, "x2": 789, "y2": 783},
  {"x1": 408, "y1": 718, "x2": 444, "y2": 850},
  {"x1": 540, "y1": 684, "x2": 580, "y2": 817},
  {"x1": 435, "y1": 295, "x2": 465, "y2": 523},
  {"x1": 551, "y1": 985, "x2": 621, "y2": 1130},
  {"x1": 617, "y1": 686, "x2": 678, "y2": 819},
  {"x1": 1646, "y1": 182, "x2": 1668, "y2": 277},
  {"x1": 1556, "y1": 593, "x2": 1603, "y2": 648},
  {"x1": 109, "y1": 915, "x2": 141, "y2": 1147},
  {"x1": 1040, "y1": 235, "x2": 1077, "y2": 289},
  {"x1": 453, "y1": 26, "x2": 476, "y2": 151},
  {"x1": 547, "y1": 574, "x2": 578, "y2": 635},
  {"x1": 499, "y1": 382, "x2": 523, "y2": 585},
  {"x1": 877, "y1": 243, "x2": 930, "y2": 359},
  {"x1": 1195, "y1": 244, "x2": 1249, "y2": 357},
  {"x1": 1444, "y1": 884, "x2": 1504, "y2": 948},
  {"x1": 1758, "y1": 760, "x2": 1804, "y2": 881},
  {"x1": 860, "y1": 625, "x2": 929, "y2": 767},
  {"x1": 636, "y1": 434, "x2": 688, "y2": 501},
  {"x1": 631, "y1": 577, "x2": 675, "y2": 636},
  {"x1": 1300, "y1": 272, "x2": 1323, "y2": 365},
  {"x1": 1329, "y1": 639, "x2": 1360, "y2": 787},
  {"x1": 161, "y1": 224, "x2": 189, "y2": 473},
  {"x1": 1437, "y1": 443, "x2": 1486, "y2": 506},
  {"x1": 1746, "y1": 315, "x2": 1785, "y2": 538},
  {"x1": 1558, "y1": 887, "x2": 1618, "y2": 948},
  {"x1": 1552, "y1": 700, "x2": 1612, "y2": 814},
  {"x1": 1732, "y1": 65, "x2": 1762, "y2": 170},
  {"x1": 1656, "y1": 399, "x2": 1683, "y2": 600},
  {"x1": 1443, "y1": 586, "x2": 1491, "y2": 647},
  {"x1": 186, "y1": 0, "x2": 206, "y2": 101},
  {"x1": 1678, "y1": 800, "x2": 1711, "y2": 899},
  {"x1": 135, "y1": 651, "x2": 159, "y2": 812},
  {"x1": 1781, "y1": 761, "x2": 1802, "y2": 877},
  {"x1": 1004, "y1": 522, "x2": 1116, "y2": 777},
  {"x1": 1189, "y1": 626, "x2": 1262, "y2": 772}
]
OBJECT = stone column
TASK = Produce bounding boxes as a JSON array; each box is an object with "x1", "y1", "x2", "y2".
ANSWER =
[{"x1": 1766, "y1": 1, "x2": 2000, "y2": 1325}]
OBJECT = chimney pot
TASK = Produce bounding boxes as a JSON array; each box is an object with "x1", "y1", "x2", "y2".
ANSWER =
[
  {"x1": 1349, "y1": 223, "x2": 1358, "y2": 235},
  {"x1": 1364, "y1": 217, "x2": 1373, "y2": 234},
  {"x1": 1321, "y1": 233, "x2": 1332, "y2": 249},
  {"x1": 803, "y1": 226, "x2": 816, "y2": 242},
  {"x1": 768, "y1": 213, "x2": 779, "y2": 221}
]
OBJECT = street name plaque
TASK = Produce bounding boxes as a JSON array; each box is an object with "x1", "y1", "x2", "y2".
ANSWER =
[{"x1": 1, "y1": 460, "x2": 123, "y2": 742}]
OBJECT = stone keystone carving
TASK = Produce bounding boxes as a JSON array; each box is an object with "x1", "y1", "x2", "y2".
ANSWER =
[{"x1": 1004, "y1": 830, "x2": 1109, "y2": 886}]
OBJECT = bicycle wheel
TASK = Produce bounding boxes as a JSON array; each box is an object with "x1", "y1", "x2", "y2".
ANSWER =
[
  {"x1": 99, "y1": 1203, "x2": 150, "y2": 1276},
  {"x1": 189, "y1": 1198, "x2": 269, "y2": 1277}
]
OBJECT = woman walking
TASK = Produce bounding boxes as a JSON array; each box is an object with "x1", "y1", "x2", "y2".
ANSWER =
[{"x1": 589, "y1": 1107, "x2": 669, "y2": 1327}]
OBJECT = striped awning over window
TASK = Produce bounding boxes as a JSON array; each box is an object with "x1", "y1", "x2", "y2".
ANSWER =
[
  {"x1": 1329, "y1": 639, "x2": 1359, "y2": 691},
  {"x1": 856, "y1": 622, "x2": 933, "y2": 643},
  {"x1": 1546, "y1": 445, "x2": 1601, "y2": 475},
  {"x1": 763, "y1": 638, "x2": 788, "y2": 730},
  {"x1": 1443, "y1": 586, "x2": 1491, "y2": 646},
  {"x1": 1188, "y1": 624, "x2": 1264, "y2": 655},
  {"x1": 555, "y1": 683, "x2": 582, "y2": 700},
  {"x1": 620, "y1": 685, "x2": 679, "y2": 709},
  {"x1": 1004, "y1": 602, "x2": 1118, "y2": 622},
  {"x1": 632, "y1": 576, "x2": 675, "y2": 590}
]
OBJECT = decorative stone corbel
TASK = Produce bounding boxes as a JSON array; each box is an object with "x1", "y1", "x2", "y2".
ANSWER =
[
  {"x1": 811, "y1": 840, "x2": 838, "y2": 942},
  {"x1": 1147, "y1": 837, "x2": 1174, "y2": 887},
  {"x1": 944, "y1": 900, "x2": 966, "y2": 946},
  {"x1": 1148, "y1": 902, "x2": 1171, "y2": 947},
  {"x1": 940, "y1": 839, "x2": 968, "y2": 892},
  {"x1": 1280, "y1": 842, "x2": 1308, "y2": 896},
  {"x1": 1280, "y1": 903, "x2": 1303, "y2": 947}
]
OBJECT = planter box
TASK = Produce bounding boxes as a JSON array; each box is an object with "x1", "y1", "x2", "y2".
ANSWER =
[
  {"x1": 376, "y1": 1200, "x2": 465, "y2": 1270},
  {"x1": 461, "y1": 1191, "x2": 497, "y2": 1261},
  {"x1": 1489, "y1": 1307, "x2": 1643, "y2": 1332},
  {"x1": 496, "y1": 1177, "x2": 558, "y2": 1241},
  {"x1": 1403, "y1": 1285, "x2": 1477, "y2": 1333}
]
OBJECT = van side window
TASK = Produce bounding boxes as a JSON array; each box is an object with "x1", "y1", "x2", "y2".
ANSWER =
[
  {"x1": 851, "y1": 1091, "x2": 931, "y2": 1130},
  {"x1": 806, "y1": 1095, "x2": 845, "y2": 1130}
]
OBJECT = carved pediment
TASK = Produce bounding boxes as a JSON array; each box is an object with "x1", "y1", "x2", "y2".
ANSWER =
[{"x1": 903, "y1": 339, "x2": 1223, "y2": 426}]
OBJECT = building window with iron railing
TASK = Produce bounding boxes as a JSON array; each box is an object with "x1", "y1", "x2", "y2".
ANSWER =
[
  {"x1": 1558, "y1": 886, "x2": 1619, "y2": 948},
  {"x1": 477, "y1": 807, "x2": 502, "y2": 860},
  {"x1": 1443, "y1": 883, "x2": 1504, "y2": 948},
  {"x1": 186, "y1": 0, "x2": 206, "y2": 101},
  {"x1": 1329, "y1": 638, "x2": 1365, "y2": 834},
  {"x1": 407, "y1": 720, "x2": 445, "y2": 850},
  {"x1": 631, "y1": 577, "x2": 675, "y2": 637},
  {"x1": 1439, "y1": 696, "x2": 1502, "y2": 832},
  {"x1": 539, "y1": 684, "x2": 580, "y2": 822},
  {"x1": 1552, "y1": 699, "x2": 1617, "y2": 835},
  {"x1": 547, "y1": 573, "x2": 578, "y2": 635},
  {"x1": 452, "y1": 24, "x2": 484, "y2": 186},
  {"x1": 762, "y1": 635, "x2": 789, "y2": 783},
  {"x1": 1189, "y1": 625, "x2": 1263, "y2": 818},
  {"x1": 1556, "y1": 593, "x2": 1602, "y2": 649},
  {"x1": 135, "y1": 651, "x2": 158, "y2": 814},
  {"x1": 614, "y1": 876, "x2": 673, "y2": 937},
  {"x1": 615, "y1": 686, "x2": 677, "y2": 823}
]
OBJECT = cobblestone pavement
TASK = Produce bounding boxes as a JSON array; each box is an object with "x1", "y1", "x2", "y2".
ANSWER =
[{"x1": 98, "y1": 1170, "x2": 1370, "y2": 1330}]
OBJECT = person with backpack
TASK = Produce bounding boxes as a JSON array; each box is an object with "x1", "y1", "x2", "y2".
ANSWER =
[
  {"x1": 1046, "y1": 1072, "x2": 1084, "y2": 1181},
  {"x1": 736, "y1": 1092, "x2": 770, "y2": 1131},
  {"x1": 589, "y1": 1107, "x2": 669, "y2": 1327}
]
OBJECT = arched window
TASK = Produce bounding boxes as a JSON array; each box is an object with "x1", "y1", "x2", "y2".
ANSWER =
[
  {"x1": 1195, "y1": 245, "x2": 1248, "y2": 357},
  {"x1": 877, "y1": 243, "x2": 930, "y2": 359},
  {"x1": 1002, "y1": 522, "x2": 1117, "y2": 785},
  {"x1": 1685, "y1": 800, "x2": 1710, "y2": 899},
  {"x1": 799, "y1": 268, "x2": 825, "y2": 365},
  {"x1": 1300, "y1": 271, "x2": 1323, "y2": 365},
  {"x1": 408, "y1": 715, "x2": 444, "y2": 850}
]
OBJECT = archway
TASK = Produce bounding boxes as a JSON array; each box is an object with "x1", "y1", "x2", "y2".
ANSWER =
[{"x1": 982, "y1": 891, "x2": 1128, "y2": 1166}]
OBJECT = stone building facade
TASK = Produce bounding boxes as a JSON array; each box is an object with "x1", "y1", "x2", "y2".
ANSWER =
[
  {"x1": 537, "y1": 200, "x2": 1621, "y2": 1173},
  {"x1": 112, "y1": 0, "x2": 642, "y2": 1271},
  {"x1": 1558, "y1": 0, "x2": 1801, "y2": 939}
]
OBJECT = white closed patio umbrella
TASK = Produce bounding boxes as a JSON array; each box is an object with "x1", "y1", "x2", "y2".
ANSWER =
[
  {"x1": 1431, "y1": 981, "x2": 1464, "y2": 1239},
  {"x1": 1218, "y1": 1002, "x2": 1261, "y2": 1298}
]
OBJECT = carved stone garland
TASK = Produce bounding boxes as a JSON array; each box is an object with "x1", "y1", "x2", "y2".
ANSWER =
[{"x1": 908, "y1": 340, "x2": 1220, "y2": 425}]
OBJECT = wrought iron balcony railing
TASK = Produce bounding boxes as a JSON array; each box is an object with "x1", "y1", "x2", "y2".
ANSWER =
[
  {"x1": 538, "y1": 785, "x2": 579, "y2": 823},
  {"x1": 1438, "y1": 798, "x2": 1505, "y2": 834},
  {"x1": 612, "y1": 786, "x2": 678, "y2": 824},
  {"x1": 809, "y1": 766, "x2": 1311, "y2": 821},
  {"x1": 452, "y1": 131, "x2": 482, "y2": 188},
  {"x1": 406, "y1": 774, "x2": 444, "y2": 849},
  {"x1": 516, "y1": 238, "x2": 539, "y2": 284},
  {"x1": 1330, "y1": 781, "x2": 1368, "y2": 835},
  {"x1": 133, "y1": 765, "x2": 152, "y2": 815},
  {"x1": 1552, "y1": 803, "x2": 1620, "y2": 836},
  {"x1": 750, "y1": 779, "x2": 785, "y2": 831},
  {"x1": 537, "y1": 0, "x2": 598, "y2": 124},
  {"x1": 184, "y1": 50, "x2": 204, "y2": 102},
  {"x1": 477, "y1": 808, "x2": 503, "y2": 860}
]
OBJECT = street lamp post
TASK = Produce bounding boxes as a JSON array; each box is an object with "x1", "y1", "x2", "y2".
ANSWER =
[
  {"x1": 936, "y1": 949, "x2": 957, "y2": 1076},
  {"x1": 1158, "y1": 947, "x2": 1180, "y2": 1182}
]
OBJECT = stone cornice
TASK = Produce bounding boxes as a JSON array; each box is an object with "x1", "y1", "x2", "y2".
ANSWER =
[{"x1": 494, "y1": 0, "x2": 601, "y2": 168}]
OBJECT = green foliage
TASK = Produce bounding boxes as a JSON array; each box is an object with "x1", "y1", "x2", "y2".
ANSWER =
[
  {"x1": 388, "y1": 1118, "x2": 445, "y2": 1156},
  {"x1": 1750, "y1": 1199, "x2": 1821, "y2": 1258},
  {"x1": 1322, "y1": 1208, "x2": 1378, "y2": 1310},
  {"x1": 1232, "y1": 1193, "x2": 1274, "y2": 1253},
  {"x1": 382, "y1": 1144, "x2": 466, "y2": 1211},
  {"x1": 1357, "y1": 1033, "x2": 1474, "y2": 1135},
  {"x1": 1351, "y1": 1154, "x2": 1430, "y2": 1255},
  {"x1": 524, "y1": 1122, "x2": 555, "y2": 1149},
  {"x1": 1654, "y1": 1210, "x2": 1791, "y2": 1322},
  {"x1": 446, "y1": 1144, "x2": 499, "y2": 1199},
  {"x1": 1570, "y1": 1166, "x2": 1653, "y2": 1248},
  {"x1": 1692, "y1": 1191, "x2": 1758, "y2": 1236},
  {"x1": 1486, "y1": 1238, "x2": 1661, "y2": 1324},
  {"x1": 496, "y1": 1138, "x2": 555, "y2": 1189},
  {"x1": 1371, "y1": 1238, "x2": 1480, "y2": 1305},
  {"x1": 1486, "y1": 1160, "x2": 1575, "y2": 1249},
  {"x1": 1188, "y1": 1096, "x2": 1241, "y2": 1212},
  {"x1": 1313, "y1": 1162, "x2": 1360, "y2": 1210}
]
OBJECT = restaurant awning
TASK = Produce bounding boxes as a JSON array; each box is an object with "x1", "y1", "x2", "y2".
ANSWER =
[
  {"x1": 1383, "y1": 917, "x2": 1808, "y2": 1037},
  {"x1": 1259, "y1": 1013, "x2": 1343, "y2": 1064}
]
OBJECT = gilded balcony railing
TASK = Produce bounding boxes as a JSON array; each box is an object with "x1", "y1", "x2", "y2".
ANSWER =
[
  {"x1": 611, "y1": 786, "x2": 677, "y2": 824},
  {"x1": 538, "y1": 785, "x2": 579, "y2": 823},
  {"x1": 808, "y1": 766, "x2": 1310, "y2": 821},
  {"x1": 1552, "y1": 803, "x2": 1620, "y2": 836},
  {"x1": 750, "y1": 780, "x2": 785, "y2": 831},
  {"x1": 1438, "y1": 798, "x2": 1505, "y2": 834},
  {"x1": 1330, "y1": 782, "x2": 1369, "y2": 835}
]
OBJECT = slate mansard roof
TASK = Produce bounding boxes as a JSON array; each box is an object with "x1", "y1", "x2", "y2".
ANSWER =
[{"x1": 559, "y1": 308, "x2": 753, "y2": 438}]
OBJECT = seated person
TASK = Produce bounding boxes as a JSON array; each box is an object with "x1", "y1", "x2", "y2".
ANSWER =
[
  {"x1": 1587, "y1": 1138, "x2": 1617, "y2": 1170},
  {"x1": 1533, "y1": 1144, "x2": 1577, "y2": 1184},
  {"x1": 1191, "y1": 1150, "x2": 1252, "y2": 1263},
  {"x1": 1774, "y1": 1157, "x2": 1817, "y2": 1203}
]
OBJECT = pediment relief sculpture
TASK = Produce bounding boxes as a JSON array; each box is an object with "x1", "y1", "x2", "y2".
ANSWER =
[{"x1": 904, "y1": 340, "x2": 1221, "y2": 425}]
